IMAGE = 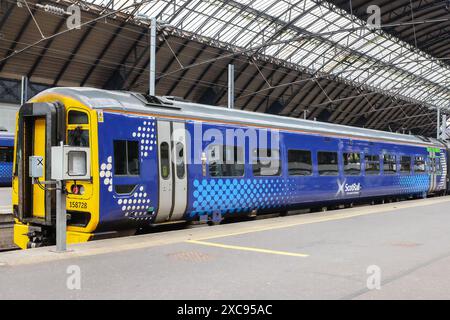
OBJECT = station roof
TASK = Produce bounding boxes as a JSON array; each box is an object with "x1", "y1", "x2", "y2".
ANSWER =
[
  {"x1": 1, "y1": 0, "x2": 449, "y2": 137},
  {"x1": 330, "y1": 0, "x2": 450, "y2": 63}
]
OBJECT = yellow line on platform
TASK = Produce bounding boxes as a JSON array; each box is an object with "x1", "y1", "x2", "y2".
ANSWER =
[{"x1": 186, "y1": 239, "x2": 309, "y2": 257}]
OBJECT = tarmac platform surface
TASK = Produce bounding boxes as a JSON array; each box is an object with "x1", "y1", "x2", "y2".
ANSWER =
[
  {"x1": 0, "y1": 187, "x2": 12, "y2": 214},
  {"x1": 1, "y1": 196, "x2": 450, "y2": 299},
  {"x1": 0, "y1": 188, "x2": 14, "y2": 251}
]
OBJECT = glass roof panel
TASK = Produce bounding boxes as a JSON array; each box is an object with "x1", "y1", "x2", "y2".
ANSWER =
[{"x1": 79, "y1": 0, "x2": 450, "y2": 109}]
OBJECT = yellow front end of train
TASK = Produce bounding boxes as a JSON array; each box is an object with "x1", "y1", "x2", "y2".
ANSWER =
[{"x1": 13, "y1": 92, "x2": 101, "y2": 249}]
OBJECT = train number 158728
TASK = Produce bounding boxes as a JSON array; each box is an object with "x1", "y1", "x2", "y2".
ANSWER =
[{"x1": 68, "y1": 201, "x2": 88, "y2": 209}]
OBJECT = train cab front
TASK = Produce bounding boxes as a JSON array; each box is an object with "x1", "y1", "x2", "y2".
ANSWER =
[{"x1": 12, "y1": 96, "x2": 99, "y2": 249}]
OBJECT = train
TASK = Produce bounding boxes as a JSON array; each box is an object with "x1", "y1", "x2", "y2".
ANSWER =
[
  {"x1": 0, "y1": 131, "x2": 14, "y2": 187},
  {"x1": 12, "y1": 87, "x2": 449, "y2": 249}
]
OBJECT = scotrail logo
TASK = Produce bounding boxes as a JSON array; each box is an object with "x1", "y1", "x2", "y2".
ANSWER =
[{"x1": 336, "y1": 179, "x2": 362, "y2": 197}]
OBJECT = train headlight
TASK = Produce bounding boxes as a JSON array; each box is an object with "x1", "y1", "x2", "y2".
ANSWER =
[{"x1": 70, "y1": 184, "x2": 85, "y2": 195}]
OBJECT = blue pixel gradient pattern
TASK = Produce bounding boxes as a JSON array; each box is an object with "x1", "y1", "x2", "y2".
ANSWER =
[
  {"x1": 0, "y1": 163, "x2": 12, "y2": 185},
  {"x1": 190, "y1": 178, "x2": 293, "y2": 216},
  {"x1": 397, "y1": 175, "x2": 429, "y2": 193}
]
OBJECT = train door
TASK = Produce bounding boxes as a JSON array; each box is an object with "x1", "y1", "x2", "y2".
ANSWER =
[
  {"x1": 17, "y1": 101, "x2": 64, "y2": 225},
  {"x1": 155, "y1": 121, "x2": 188, "y2": 222},
  {"x1": 429, "y1": 156, "x2": 437, "y2": 193},
  {"x1": 170, "y1": 122, "x2": 188, "y2": 221},
  {"x1": 156, "y1": 121, "x2": 172, "y2": 222}
]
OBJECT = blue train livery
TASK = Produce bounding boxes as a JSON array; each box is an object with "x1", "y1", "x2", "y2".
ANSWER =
[
  {"x1": 0, "y1": 132, "x2": 14, "y2": 187},
  {"x1": 12, "y1": 88, "x2": 449, "y2": 248}
]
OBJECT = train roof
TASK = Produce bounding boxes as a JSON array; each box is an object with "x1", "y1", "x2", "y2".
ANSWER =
[{"x1": 35, "y1": 87, "x2": 444, "y2": 148}]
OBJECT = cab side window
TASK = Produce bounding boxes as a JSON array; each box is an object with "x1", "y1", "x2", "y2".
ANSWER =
[{"x1": 114, "y1": 140, "x2": 140, "y2": 176}]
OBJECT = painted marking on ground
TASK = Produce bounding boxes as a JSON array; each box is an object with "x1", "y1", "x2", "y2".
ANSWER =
[
  {"x1": 192, "y1": 197, "x2": 450, "y2": 241},
  {"x1": 186, "y1": 239, "x2": 309, "y2": 258}
]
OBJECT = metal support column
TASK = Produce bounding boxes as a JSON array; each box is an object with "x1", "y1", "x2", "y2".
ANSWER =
[
  {"x1": 228, "y1": 64, "x2": 234, "y2": 109},
  {"x1": 437, "y1": 107, "x2": 441, "y2": 139},
  {"x1": 442, "y1": 114, "x2": 447, "y2": 139},
  {"x1": 20, "y1": 76, "x2": 28, "y2": 105},
  {"x1": 149, "y1": 17, "x2": 157, "y2": 96},
  {"x1": 55, "y1": 141, "x2": 67, "y2": 252}
]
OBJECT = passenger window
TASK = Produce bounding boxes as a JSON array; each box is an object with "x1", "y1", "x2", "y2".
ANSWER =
[
  {"x1": 365, "y1": 155, "x2": 380, "y2": 175},
  {"x1": 318, "y1": 151, "x2": 338, "y2": 176},
  {"x1": 175, "y1": 142, "x2": 185, "y2": 179},
  {"x1": 343, "y1": 152, "x2": 361, "y2": 175},
  {"x1": 208, "y1": 145, "x2": 244, "y2": 177},
  {"x1": 413, "y1": 156, "x2": 426, "y2": 173},
  {"x1": 288, "y1": 150, "x2": 312, "y2": 176},
  {"x1": 160, "y1": 142, "x2": 171, "y2": 179},
  {"x1": 0, "y1": 147, "x2": 13, "y2": 163},
  {"x1": 68, "y1": 110, "x2": 89, "y2": 125},
  {"x1": 114, "y1": 140, "x2": 140, "y2": 176},
  {"x1": 400, "y1": 156, "x2": 411, "y2": 174},
  {"x1": 383, "y1": 154, "x2": 397, "y2": 174},
  {"x1": 252, "y1": 148, "x2": 281, "y2": 176}
]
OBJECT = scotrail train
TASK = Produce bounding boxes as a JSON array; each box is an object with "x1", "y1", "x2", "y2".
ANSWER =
[
  {"x1": 12, "y1": 87, "x2": 449, "y2": 249},
  {"x1": 0, "y1": 131, "x2": 14, "y2": 187}
]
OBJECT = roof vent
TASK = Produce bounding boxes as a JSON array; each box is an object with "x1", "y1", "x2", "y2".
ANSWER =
[
  {"x1": 163, "y1": 96, "x2": 190, "y2": 102},
  {"x1": 131, "y1": 93, "x2": 162, "y2": 105},
  {"x1": 131, "y1": 93, "x2": 182, "y2": 111}
]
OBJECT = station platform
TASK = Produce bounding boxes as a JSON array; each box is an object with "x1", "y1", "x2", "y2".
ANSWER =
[
  {"x1": 1, "y1": 196, "x2": 450, "y2": 299},
  {"x1": 0, "y1": 187, "x2": 12, "y2": 212},
  {"x1": 0, "y1": 188, "x2": 14, "y2": 251}
]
